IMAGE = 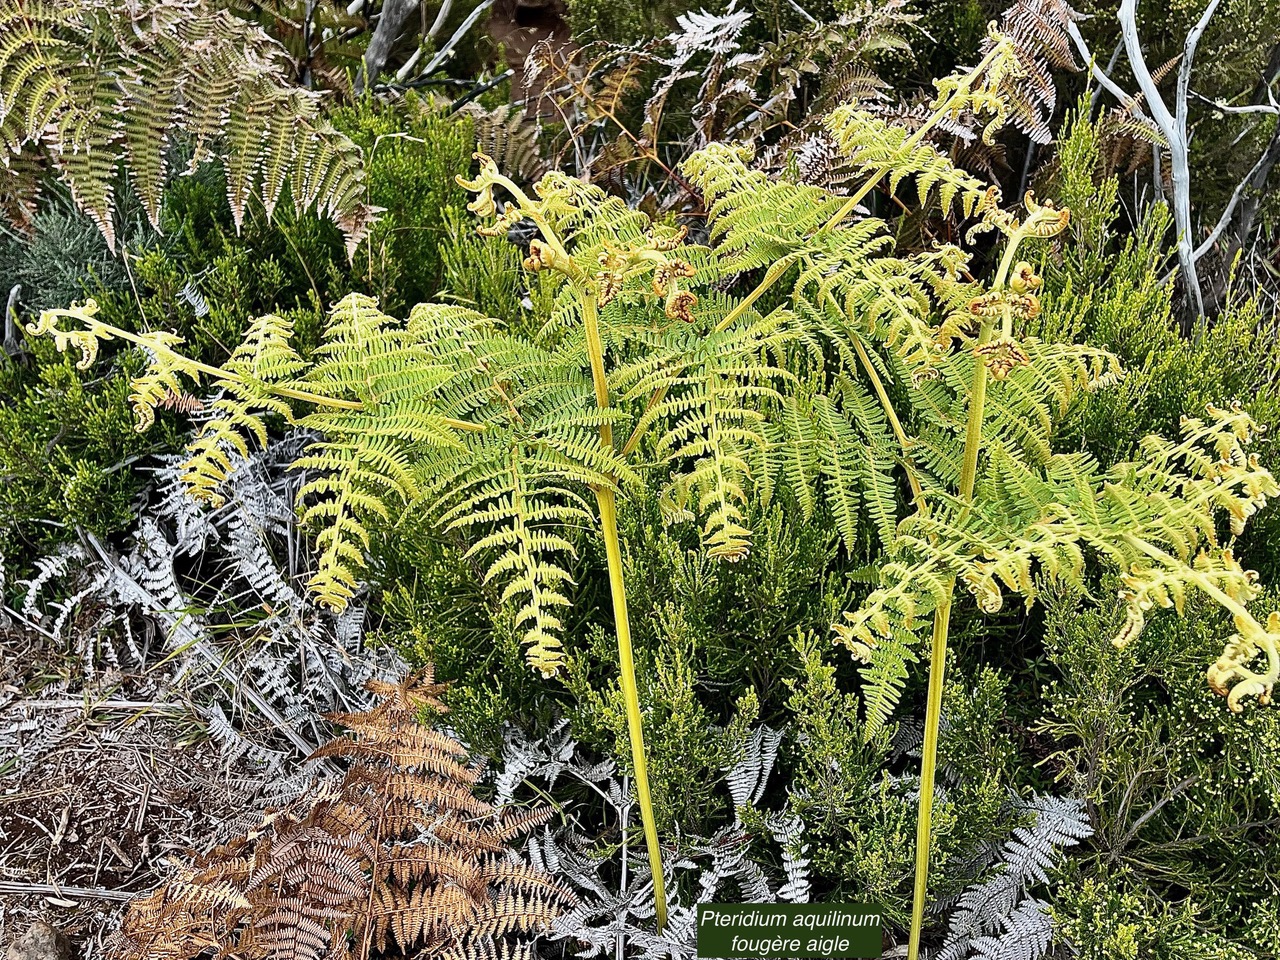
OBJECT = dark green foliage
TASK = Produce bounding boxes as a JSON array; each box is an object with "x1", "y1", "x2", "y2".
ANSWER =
[
  {"x1": 0, "y1": 345, "x2": 183, "y2": 561},
  {"x1": 330, "y1": 95, "x2": 478, "y2": 315},
  {"x1": 619, "y1": 498, "x2": 851, "y2": 708},
  {"x1": 1049, "y1": 868, "x2": 1252, "y2": 960},
  {"x1": 0, "y1": 168, "x2": 345, "y2": 569},
  {"x1": 438, "y1": 209, "x2": 557, "y2": 338},
  {"x1": 784, "y1": 632, "x2": 1018, "y2": 928},
  {"x1": 0, "y1": 190, "x2": 138, "y2": 313},
  {"x1": 908, "y1": 0, "x2": 989, "y2": 83},
  {"x1": 561, "y1": 0, "x2": 680, "y2": 44},
  {"x1": 565, "y1": 620, "x2": 761, "y2": 834},
  {"x1": 364, "y1": 521, "x2": 566, "y2": 757},
  {"x1": 1038, "y1": 585, "x2": 1280, "y2": 958},
  {"x1": 556, "y1": 496, "x2": 880, "y2": 836}
]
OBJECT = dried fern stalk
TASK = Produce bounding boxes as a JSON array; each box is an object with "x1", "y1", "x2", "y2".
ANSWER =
[{"x1": 110, "y1": 669, "x2": 577, "y2": 960}]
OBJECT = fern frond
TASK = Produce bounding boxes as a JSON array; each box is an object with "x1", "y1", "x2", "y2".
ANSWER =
[
  {"x1": 826, "y1": 106, "x2": 992, "y2": 217},
  {"x1": 841, "y1": 402, "x2": 1280, "y2": 718},
  {"x1": 0, "y1": 0, "x2": 375, "y2": 250},
  {"x1": 940, "y1": 793, "x2": 1090, "y2": 960},
  {"x1": 682, "y1": 143, "x2": 848, "y2": 275},
  {"x1": 431, "y1": 432, "x2": 605, "y2": 676},
  {"x1": 623, "y1": 310, "x2": 794, "y2": 560},
  {"x1": 113, "y1": 674, "x2": 574, "y2": 960}
]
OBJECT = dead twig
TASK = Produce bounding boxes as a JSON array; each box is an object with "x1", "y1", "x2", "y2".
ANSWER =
[{"x1": 0, "y1": 880, "x2": 135, "y2": 902}]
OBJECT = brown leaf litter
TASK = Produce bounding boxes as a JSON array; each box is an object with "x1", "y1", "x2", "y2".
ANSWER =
[{"x1": 0, "y1": 626, "x2": 259, "y2": 958}]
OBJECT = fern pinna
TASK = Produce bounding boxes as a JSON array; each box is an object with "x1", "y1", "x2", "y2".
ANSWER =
[
  {"x1": 33, "y1": 18, "x2": 1280, "y2": 952},
  {"x1": 111, "y1": 670, "x2": 575, "y2": 960},
  {"x1": 0, "y1": 0, "x2": 374, "y2": 252}
]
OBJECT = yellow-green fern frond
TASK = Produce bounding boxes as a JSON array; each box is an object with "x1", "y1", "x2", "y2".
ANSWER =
[
  {"x1": 27, "y1": 299, "x2": 209, "y2": 430},
  {"x1": 294, "y1": 434, "x2": 428, "y2": 610},
  {"x1": 304, "y1": 294, "x2": 453, "y2": 408},
  {"x1": 620, "y1": 310, "x2": 795, "y2": 561},
  {"x1": 0, "y1": 0, "x2": 375, "y2": 252},
  {"x1": 839, "y1": 403, "x2": 1280, "y2": 724},
  {"x1": 430, "y1": 432, "x2": 614, "y2": 676},
  {"x1": 180, "y1": 398, "x2": 274, "y2": 506},
  {"x1": 825, "y1": 106, "x2": 993, "y2": 218},
  {"x1": 682, "y1": 143, "x2": 849, "y2": 275},
  {"x1": 930, "y1": 26, "x2": 1023, "y2": 142}
]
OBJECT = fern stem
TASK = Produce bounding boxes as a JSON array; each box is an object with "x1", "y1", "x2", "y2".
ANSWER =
[
  {"x1": 582, "y1": 296, "x2": 614, "y2": 448},
  {"x1": 907, "y1": 318, "x2": 994, "y2": 960},
  {"x1": 715, "y1": 256, "x2": 797, "y2": 332},
  {"x1": 621, "y1": 385, "x2": 666, "y2": 458},
  {"x1": 957, "y1": 352, "x2": 991, "y2": 505},
  {"x1": 907, "y1": 591, "x2": 953, "y2": 960},
  {"x1": 820, "y1": 170, "x2": 893, "y2": 236},
  {"x1": 595, "y1": 486, "x2": 670, "y2": 930},
  {"x1": 581, "y1": 294, "x2": 669, "y2": 929},
  {"x1": 850, "y1": 335, "x2": 924, "y2": 505}
]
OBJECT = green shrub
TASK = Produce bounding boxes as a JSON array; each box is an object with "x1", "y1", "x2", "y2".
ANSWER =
[
  {"x1": 1038, "y1": 584, "x2": 1280, "y2": 957},
  {"x1": 1051, "y1": 870, "x2": 1253, "y2": 960},
  {"x1": 0, "y1": 345, "x2": 183, "y2": 560},
  {"x1": 785, "y1": 632, "x2": 1020, "y2": 927},
  {"x1": 1035, "y1": 102, "x2": 1280, "y2": 578},
  {"x1": 330, "y1": 95, "x2": 478, "y2": 315}
]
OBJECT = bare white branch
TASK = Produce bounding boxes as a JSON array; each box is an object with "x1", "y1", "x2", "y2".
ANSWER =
[
  {"x1": 1193, "y1": 119, "x2": 1280, "y2": 260},
  {"x1": 1118, "y1": 0, "x2": 1220, "y2": 317},
  {"x1": 1067, "y1": 22, "x2": 1136, "y2": 111}
]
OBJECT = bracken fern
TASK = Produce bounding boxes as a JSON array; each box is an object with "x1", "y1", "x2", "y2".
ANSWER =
[
  {"x1": 0, "y1": 0, "x2": 375, "y2": 252},
  {"x1": 32, "y1": 20, "x2": 1280, "y2": 949}
]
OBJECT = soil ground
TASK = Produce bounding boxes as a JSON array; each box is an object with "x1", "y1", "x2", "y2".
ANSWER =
[{"x1": 0, "y1": 625, "x2": 253, "y2": 958}]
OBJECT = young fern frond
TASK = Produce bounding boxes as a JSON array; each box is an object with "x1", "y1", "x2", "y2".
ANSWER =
[
  {"x1": 839, "y1": 400, "x2": 1280, "y2": 724},
  {"x1": 180, "y1": 313, "x2": 307, "y2": 503},
  {"x1": 618, "y1": 309, "x2": 796, "y2": 560},
  {"x1": 27, "y1": 299, "x2": 211, "y2": 430}
]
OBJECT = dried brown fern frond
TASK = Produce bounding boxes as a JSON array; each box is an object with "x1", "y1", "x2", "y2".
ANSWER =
[
  {"x1": 977, "y1": 0, "x2": 1083, "y2": 144},
  {"x1": 1089, "y1": 56, "x2": 1180, "y2": 181},
  {"x1": 110, "y1": 670, "x2": 576, "y2": 960},
  {"x1": 1034, "y1": 54, "x2": 1176, "y2": 187}
]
